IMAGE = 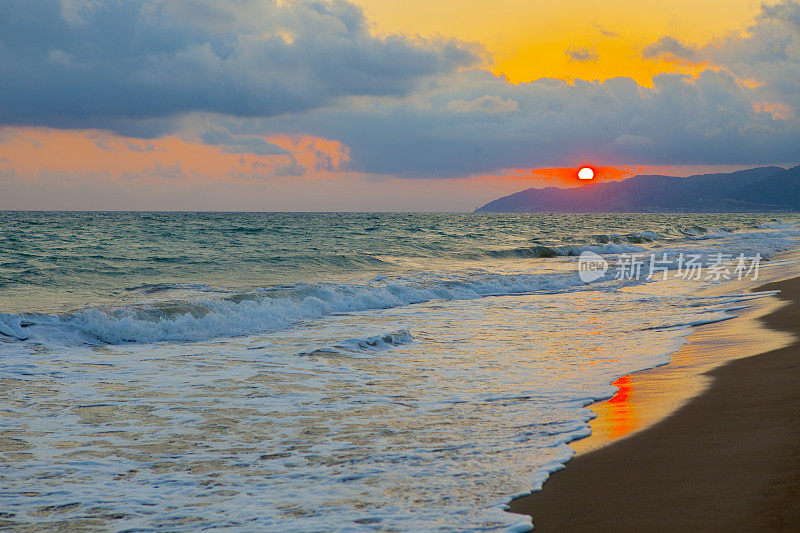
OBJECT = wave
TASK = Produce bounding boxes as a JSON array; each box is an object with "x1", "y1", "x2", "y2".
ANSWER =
[
  {"x1": 126, "y1": 283, "x2": 230, "y2": 295},
  {"x1": 298, "y1": 329, "x2": 414, "y2": 357},
  {"x1": 0, "y1": 271, "x2": 588, "y2": 346},
  {"x1": 483, "y1": 242, "x2": 648, "y2": 259},
  {"x1": 0, "y1": 314, "x2": 29, "y2": 341},
  {"x1": 476, "y1": 225, "x2": 769, "y2": 259},
  {"x1": 3, "y1": 221, "x2": 798, "y2": 347},
  {"x1": 641, "y1": 315, "x2": 735, "y2": 331},
  {"x1": 478, "y1": 221, "x2": 799, "y2": 260}
]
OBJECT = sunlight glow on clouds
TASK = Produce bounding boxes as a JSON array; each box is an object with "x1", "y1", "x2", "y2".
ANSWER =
[{"x1": 0, "y1": 127, "x2": 349, "y2": 181}]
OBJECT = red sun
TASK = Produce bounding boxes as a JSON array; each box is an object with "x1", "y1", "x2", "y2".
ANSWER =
[{"x1": 578, "y1": 167, "x2": 595, "y2": 180}]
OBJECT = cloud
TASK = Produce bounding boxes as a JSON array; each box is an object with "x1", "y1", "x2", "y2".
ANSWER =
[
  {"x1": 243, "y1": 65, "x2": 798, "y2": 177},
  {"x1": 199, "y1": 126, "x2": 290, "y2": 156},
  {"x1": 595, "y1": 25, "x2": 619, "y2": 38},
  {"x1": 1, "y1": 0, "x2": 798, "y2": 187},
  {"x1": 0, "y1": 0, "x2": 478, "y2": 131},
  {"x1": 0, "y1": 126, "x2": 349, "y2": 182},
  {"x1": 566, "y1": 47, "x2": 599, "y2": 62},
  {"x1": 643, "y1": 1, "x2": 800, "y2": 111},
  {"x1": 706, "y1": 0, "x2": 800, "y2": 110},
  {"x1": 642, "y1": 36, "x2": 700, "y2": 61},
  {"x1": 612, "y1": 134, "x2": 655, "y2": 149},
  {"x1": 444, "y1": 95, "x2": 520, "y2": 113},
  {"x1": 238, "y1": 1, "x2": 795, "y2": 178}
]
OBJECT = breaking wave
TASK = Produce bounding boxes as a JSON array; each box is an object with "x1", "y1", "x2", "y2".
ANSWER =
[{"x1": 0, "y1": 272, "x2": 588, "y2": 345}]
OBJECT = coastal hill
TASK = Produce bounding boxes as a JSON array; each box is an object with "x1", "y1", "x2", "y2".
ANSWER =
[{"x1": 475, "y1": 165, "x2": 800, "y2": 213}]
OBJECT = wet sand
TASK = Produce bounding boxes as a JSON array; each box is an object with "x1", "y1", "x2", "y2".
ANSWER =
[{"x1": 509, "y1": 276, "x2": 800, "y2": 531}]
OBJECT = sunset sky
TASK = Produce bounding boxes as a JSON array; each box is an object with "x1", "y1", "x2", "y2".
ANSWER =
[{"x1": 1, "y1": 0, "x2": 798, "y2": 210}]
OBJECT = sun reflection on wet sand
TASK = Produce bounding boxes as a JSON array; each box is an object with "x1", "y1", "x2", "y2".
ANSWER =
[
  {"x1": 571, "y1": 252, "x2": 800, "y2": 455},
  {"x1": 606, "y1": 375, "x2": 637, "y2": 438}
]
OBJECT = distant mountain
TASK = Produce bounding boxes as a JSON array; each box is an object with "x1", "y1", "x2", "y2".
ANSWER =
[{"x1": 475, "y1": 166, "x2": 800, "y2": 213}]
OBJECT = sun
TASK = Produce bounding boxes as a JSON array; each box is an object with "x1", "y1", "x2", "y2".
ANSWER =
[{"x1": 578, "y1": 167, "x2": 594, "y2": 180}]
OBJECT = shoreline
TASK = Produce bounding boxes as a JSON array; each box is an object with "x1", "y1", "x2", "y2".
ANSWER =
[
  {"x1": 570, "y1": 274, "x2": 795, "y2": 456},
  {"x1": 508, "y1": 272, "x2": 800, "y2": 530}
]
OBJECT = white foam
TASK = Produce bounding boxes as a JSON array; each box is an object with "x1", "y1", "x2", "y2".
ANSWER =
[{"x1": 0, "y1": 289, "x2": 711, "y2": 532}]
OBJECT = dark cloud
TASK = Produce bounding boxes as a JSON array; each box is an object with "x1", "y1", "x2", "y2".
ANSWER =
[{"x1": 0, "y1": 0, "x2": 478, "y2": 130}]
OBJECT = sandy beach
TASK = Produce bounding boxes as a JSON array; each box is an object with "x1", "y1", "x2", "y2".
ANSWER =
[{"x1": 509, "y1": 275, "x2": 800, "y2": 531}]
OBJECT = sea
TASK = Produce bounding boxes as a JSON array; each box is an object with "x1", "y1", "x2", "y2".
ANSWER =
[{"x1": 1, "y1": 212, "x2": 800, "y2": 531}]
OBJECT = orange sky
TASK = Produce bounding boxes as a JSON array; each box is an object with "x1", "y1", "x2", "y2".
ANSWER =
[
  {"x1": 0, "y1": 127, "x2": 350, "y2": 182},
  {"x1": 356, "y1": 0, "x2": 762, "y2": 85}
]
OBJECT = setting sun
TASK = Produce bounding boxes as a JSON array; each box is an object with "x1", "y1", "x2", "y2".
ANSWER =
[{"x1": 578, "y1": 167, "x2": 595, "y2": 180}]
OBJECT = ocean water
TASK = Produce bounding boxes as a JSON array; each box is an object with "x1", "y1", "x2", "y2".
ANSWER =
[{"x1": 1, "y1": 212, "x2": 800, "y2": 531}]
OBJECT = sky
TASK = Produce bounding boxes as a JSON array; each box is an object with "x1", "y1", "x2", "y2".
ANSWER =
[{"x1": 0, "y1": 0, "x2": 798, "y2": 211}]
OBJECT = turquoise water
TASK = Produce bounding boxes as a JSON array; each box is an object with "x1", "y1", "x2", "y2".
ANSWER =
[{"x1": 1, "y1": 212, "x2": 799, "y2": 531}]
